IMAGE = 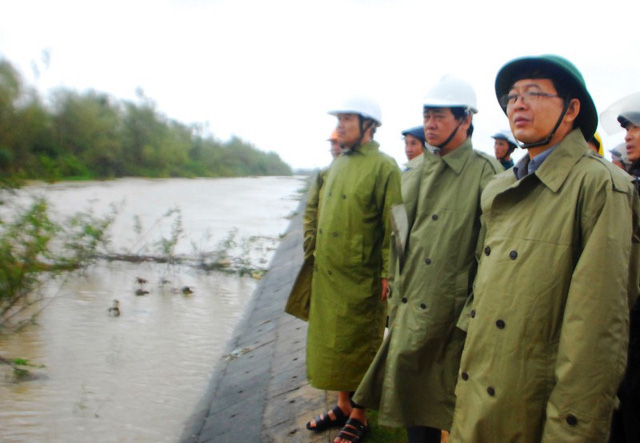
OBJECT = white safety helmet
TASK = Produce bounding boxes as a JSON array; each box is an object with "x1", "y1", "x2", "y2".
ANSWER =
[
  {"x1": 423, "y1": 74, "x2": 478, "y2": 114},
  {"x1": 600, "y1": 92, "x2": 640, "y2": 135},
  {"x1": 328, "y1": 95, "x2": 382, "y2": 127}
]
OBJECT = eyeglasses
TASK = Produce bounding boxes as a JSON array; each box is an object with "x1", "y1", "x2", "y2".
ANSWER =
[{"x1": 499, "y1": 91, "x2": 562, "y2": 108}]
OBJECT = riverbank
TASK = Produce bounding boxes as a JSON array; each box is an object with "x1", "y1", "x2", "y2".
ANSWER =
[{"x1": 180, "y1": 196, "x2": 335, "y2": 442}]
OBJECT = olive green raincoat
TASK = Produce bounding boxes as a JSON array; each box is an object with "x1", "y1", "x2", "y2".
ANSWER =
[
  {"x1": 388, "y1": 152, "x2": 425, "y2": 327},
  {"x1": 450, "y1": 129, "x2": 640, "y2": 442},
  {"x1": 306, "y1": 141, "x2": 401, "y2": 391},
  {"x1": 285, "y1": 169, "x2": 329, "y2": 321},
  {"x1": 353, "y1": 139, "x2": 501, "y2": 429}
]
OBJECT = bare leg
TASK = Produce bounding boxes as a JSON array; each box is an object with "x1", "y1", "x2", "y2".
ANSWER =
[
  {"x1": 334, "y1": 397, "x2": 367, "y2": 443},
  {"x1": 307, "y1": 391, "x2": 353, "y2": 430}
]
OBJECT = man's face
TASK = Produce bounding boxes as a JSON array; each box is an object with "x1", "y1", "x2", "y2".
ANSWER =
[
  {"x1": 404, "y1": 134, "x2": 423, "y2": 161},
  {"x1": 423, "y1": 108, "x2": 463, "y2": 147},
  {"x1": 336, "y1": 114, "x2": 361, "y2": 147},
  {"x1": 494, "y1": 139, "x2": 510, "y2": 159},
  {"x1": 625, "y1": 123, "x2": 640, "y2": 163},
  {"x1": 329, "y1": 140, "x2": 342, "y2": 158},
  {"x1": 506, "y1": 79, "x2": 566, "y2": 145}
]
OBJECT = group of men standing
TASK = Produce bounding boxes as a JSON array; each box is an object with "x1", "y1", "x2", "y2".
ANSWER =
[{"x1": 286, "y1": 54, "x2": 640, "y2": 443}]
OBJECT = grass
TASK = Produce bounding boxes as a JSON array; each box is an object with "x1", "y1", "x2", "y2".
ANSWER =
[{"x1": 366, "y1": 409, "x2": 408, "y2": 442}]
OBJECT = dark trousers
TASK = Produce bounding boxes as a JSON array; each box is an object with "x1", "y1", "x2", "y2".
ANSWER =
[{"x1": 407, "y1": 425, "x2": 440, "y2": 443}]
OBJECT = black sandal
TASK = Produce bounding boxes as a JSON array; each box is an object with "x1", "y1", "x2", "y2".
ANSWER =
[
  {"x1": 335, "y1": 417, "x2": 368, "y2": 442},
  {"x1": 306, "y1": 405, "x2": 348, "y2": 432}
]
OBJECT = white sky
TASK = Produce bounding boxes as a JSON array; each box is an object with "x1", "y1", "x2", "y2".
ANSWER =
[{"x1": 1, "y1": 0, "x2": 638, "y2": 170}]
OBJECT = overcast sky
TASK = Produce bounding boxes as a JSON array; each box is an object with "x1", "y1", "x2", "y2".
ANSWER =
[{"x1": 1, "y1": 0, "x2": 638, "y2": 170}]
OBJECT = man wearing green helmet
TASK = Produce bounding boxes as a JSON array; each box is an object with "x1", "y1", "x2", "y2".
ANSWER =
[{"x1": 449, "y1": 55, "x2": 640, "y2": 442}]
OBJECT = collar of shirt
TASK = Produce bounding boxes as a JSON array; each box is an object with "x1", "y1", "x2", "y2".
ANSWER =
[
  {"x1": 513, "y1": 144, "x2": 558, "y2": 180},
  {"x1": 512, "y1": 129, "x2": 591, "y2": 192},
  {"x1": 500, "y1": 158, "x2": 514, "y2": 170}
]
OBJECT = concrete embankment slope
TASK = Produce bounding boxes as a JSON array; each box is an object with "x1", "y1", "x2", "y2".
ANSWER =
[{"x1": 181, "y1": 196, "x2": 334, "y2": 443}]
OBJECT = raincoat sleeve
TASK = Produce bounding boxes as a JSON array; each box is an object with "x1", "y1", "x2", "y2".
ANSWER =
[
  {"x1": 379, "y1": 164, "x2": 402, "y2": 279},
  {"x1": 542, "y1": 181, "x2": 636, "y2": 442},
  {"x1": 302, "y1": 170, "x2": 325, "y2": 258}
]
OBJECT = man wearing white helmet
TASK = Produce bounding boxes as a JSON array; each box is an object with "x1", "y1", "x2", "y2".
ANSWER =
[
  {"x1": 304, "y1": 96, "x2": 402, "y2": 442},
  {"x1": 349, "y1": 76, "x2": 501, "y2": 443},
  {"x1": 491, "y1": 130, "x2": 518, "y2": 169}
]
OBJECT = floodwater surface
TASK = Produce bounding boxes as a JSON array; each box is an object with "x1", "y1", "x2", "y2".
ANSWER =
[{"x1": 0, "y1": 176, "x2": 305, "y2": 442}]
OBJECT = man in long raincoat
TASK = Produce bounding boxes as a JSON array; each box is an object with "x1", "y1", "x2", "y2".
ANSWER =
[
  {"x1": 386, "y1": 125, "x2": 428, "y2": 329},
  {"x1": 349, "y1": 76, "x2": 501, "y2": 443},
  {"x1": 305, "y1": 96, "x2": 402, "y2": 442},
  {"x1": 449, "y1": 55, "x2": 640, "y2": 442},
  {"x1": 286, "y1": 130, "x2": 342, "y2": 321}
]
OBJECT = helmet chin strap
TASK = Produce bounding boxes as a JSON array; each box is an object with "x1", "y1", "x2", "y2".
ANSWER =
[
  {"x1": 435, "y1": 119, "x2": 464, "y2": 150},
  {"x1": 518, "y1": 99, "x2": 570, "y2": 149},
  {"x1": 342, "y1": 116, "x2": 374, "y2": 151}
]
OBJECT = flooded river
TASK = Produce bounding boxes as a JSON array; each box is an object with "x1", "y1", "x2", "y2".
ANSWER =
[{"x1": 0, "y1": 176, "x2": 305, "y2": 442}]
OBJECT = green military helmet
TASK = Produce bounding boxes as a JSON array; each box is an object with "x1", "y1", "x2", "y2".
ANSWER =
[{"x1": 495, "y1": 54, "x2": 598, "y2": 141}]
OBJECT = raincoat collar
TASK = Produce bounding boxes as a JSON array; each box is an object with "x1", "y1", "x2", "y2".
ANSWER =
[
  {"x1": 403, "y1": 153, "x2": 424, "y2": 171},
  {"x1": 527, "y1": 129, "x2": 588, "y2": 193},
  {"x1": 344, "y1": 140, "x2": 380, "y2": 155},
  {"x1": 427, "y1": 137, "x2": 473, "y2": 175}
]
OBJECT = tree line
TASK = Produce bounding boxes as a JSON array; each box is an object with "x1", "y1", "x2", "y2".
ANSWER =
[{"x1": 0, "y1": 58, "x2": 292, "y2": 183}]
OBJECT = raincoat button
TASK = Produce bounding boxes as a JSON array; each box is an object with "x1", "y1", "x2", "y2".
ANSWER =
[
  {"x1": 566, "y1": 414, "x2": 578, "y2": 426},
  {"x1": 470, "y1": 310, "x2": 476, "y2": 318},
  {"x1": 484, "y1": 246, "x2": 491, "y2": 256},
  {"x1": 487, "y1": 387, "x2": 495, "y2": 396},
  {"x1": 461, "y1": 372, "x2": 469, "y2": 381},
  {"x1": 432, "y1": 214, "x2": 439, "y2": 221},
  {"x1": 420, "y1": 303, "x2": 427, "y2": 309},
  {"x1": 425, "y1": 258, "x2": 432, "y2": 265},
  {"x1": 509, "y1": 250, "x2": 518, "y2": 260},
  {"x1": 401, "y1": 297, "x2": 408, "y2": 304},
  {"x1": 496, "y1": 319, "x2": 506, "y2": 329}
]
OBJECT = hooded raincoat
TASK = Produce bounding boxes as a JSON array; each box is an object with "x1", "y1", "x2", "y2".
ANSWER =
[
  {"x1": 450, "y1": 129, "x2": 640, "y2": 442},
  {"x1": 353, "y1": 138, "x2": 501, "y2": 429},
  {"x1": 306, "y1": 141, "x2": 402, "y2": 391}
]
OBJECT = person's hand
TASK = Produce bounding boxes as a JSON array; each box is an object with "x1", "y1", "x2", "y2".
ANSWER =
[{"x1": 381, "y1": 278, "x2": 389, "y2": 301}]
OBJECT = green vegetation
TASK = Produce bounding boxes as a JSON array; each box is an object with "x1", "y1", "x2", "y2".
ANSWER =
[
  {"x1": 0, "y1": 356, "x2": 45, "y2": 380},
  {"x1": 0, "y1": 58, "x2": 291, "y2": 183},
  {"x1": 0, "y1": 198, "x2": 114, "y2": 333},
  {"x1": 366, "y1": 409, "x2": 409, "y2": 442}
]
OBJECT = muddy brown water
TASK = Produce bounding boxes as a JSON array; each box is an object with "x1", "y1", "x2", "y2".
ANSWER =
[{"x1": 0, "y1": 176, "x2": 305, "y2": 442}]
